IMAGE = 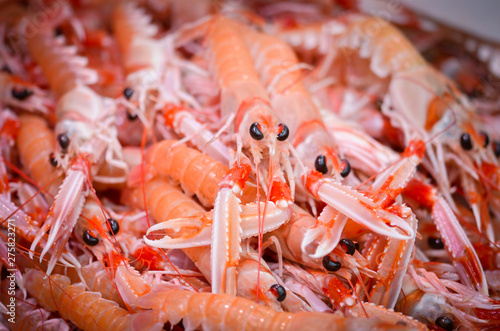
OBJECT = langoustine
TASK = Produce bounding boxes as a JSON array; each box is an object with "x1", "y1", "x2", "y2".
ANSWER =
[{"x1": 1, "y1": 1, "x2": 499, "y2": 330}]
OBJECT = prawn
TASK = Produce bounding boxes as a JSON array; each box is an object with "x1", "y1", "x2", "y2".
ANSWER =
[
  {"x1": 141, "y1": 139, "x2": 292, "y2": 294},
  {"x1": 26, "y1": 23, "x2": 126, "y2": 274},
  {"x1": 241, "y1": 26, "x2": 414, "y2": 258},
  {"x1": 113, "y1": 1, "x2": 226, "y2": 161},
  {"x1": 23, "y1": 269, "x2": 162, "y2": 331},
  {"x1": 16, "y1": 114, "x2": 62, "y2": 199},
  {"x1": 137, "y1": 283, "x2": 417, "y2": 331},
  {"x1": 396, "y1": 266, "x2": 500, "y2": 329},
  {"x1": 5, "y1": 292, "x2": 69, "y2": 331},
  {"x1": 125, "y1": 176, "x2": 290, "y2": 309},
  {"x1": 0, "y1": 71, "x2": 52, "y2": 115},
  {"x1": 318, "y1": 15, "x2": 499, "y2": 241}
]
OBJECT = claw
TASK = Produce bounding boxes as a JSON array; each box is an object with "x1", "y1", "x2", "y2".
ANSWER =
[
  {"x1": 302, "y1": 206, "x2": 348, "y2": 258},
  {"x1": 432, "y1": 196, "x2": 488, "y2": 295},
  {"x1": 211, "y1": 163, "x2": 251, "y2": 295},
  {"x1": 30, "y1": 168, "x2": 87, "y2": 275},
  {"x1": 305, "y1": 172, "x2": 414, "y2": 240},
  {"x1": 145, "y1": 201, "x2": 292, "y2": 248},
  {"x1": 370, "y1": 213, "x2": 418, "y2": 309},
  {"x1": 211, "y1": 186, "x2": 242, "y2": 295}
]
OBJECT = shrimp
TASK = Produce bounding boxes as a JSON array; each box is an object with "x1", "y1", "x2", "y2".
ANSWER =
[
  {"x1": 159, "y1": 103, "x2": 231, "y2": 164},
  {"x1": 144, "y1": 139, "x2": 231, "y2": 207},
  {"x1": 272, "y1": 16, "x2": 492, "y2": 298},
  {"x1": 23, "y1": 269, "x2": 162, "y2": 331},
  {"x1": 26, "y1": 26, "x2": 126, "y2": 274},
  {"x1": 138, "y1": 284, "x2": 416, "y2": 330},
  {"x1": 0, "y1": 72, "x2": 52, "y2": 115},
  {"x1": 69, "y1": 197, "x2": 154, "y2": 312},
  {"x1": 322, "y1": 114, "x2": 400, "y2": 177},
  {"x1": 112, "y1": 1, "x2": 165, "y2": 127},
  {"x1": 125, "y1": 176, "x2": 289, "y2": 309},
  {"x1": 140, "y1": 139, "x2": 292, "y2": 294},
  {"x1": 5, "y1": 292, "x2": 69, "y2": 331},
  {"x1": 73, "y1": 196, "x2": 123, "y2": 263},
  {"x1": 275, "y1": 14, "x2": 499, "y2": 240},
  {"x1": 171, "y1": 15, "x2": 297, "y2": 295},
  {"x1": 72, "y1": 261, "x2": 126, "y2": 309},
  {"x1": 264, "y1": 205, "x2": 378, "y2": 298},
  {"x1": 241, "y1": 26, "x2": 414, "y2": 259},
  {"x1": 205, "y1": 16, "x2": 292, "y2": 182},
  {"x1": 142, "y1": 138, "x2": 292, "y2": 294},
  {"x1": 364, "y1": 139, "x2": 489, "y2": 297},
  {"x1": 396, "y1": 266, "x2": 500, "y2": 329},
  {"x1": 113, "y1": 1, "x2": 223, "y2": 158},
  {"x1": 318, "y1": 15, "x2": 499, "y2": 240},
  {"x1": 16, "y1": 114, "x2": 62, "y2": 199}
]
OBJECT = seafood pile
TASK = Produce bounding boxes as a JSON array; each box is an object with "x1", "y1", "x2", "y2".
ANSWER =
[{"x1": 1, "y1": 0, "x2": 499, "y2": 330}]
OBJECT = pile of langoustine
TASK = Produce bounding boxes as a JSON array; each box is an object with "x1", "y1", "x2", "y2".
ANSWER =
[{"x1": 1, "y1": 0, "x2": 499, "y2": 330}]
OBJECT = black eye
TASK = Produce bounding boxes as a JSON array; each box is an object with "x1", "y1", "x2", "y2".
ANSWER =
[
  {"x1": 11, "y1": 88, "x2": 33, "y2": 100},
  {"x1": 1, "y1": 65, "x2": 12, "y2": 74},
  {"x1": 314, "y1": 155, "x2": 328, "y2": 174},
  {"x1": 83, "y1": 231, "x2": 99, "y2": 246},
  {"x1": 54, "y1": 26, "x2": 63, "y2": 36},
  {"x1": 340, "y1": 159, "x2": 351, "y2": 177},
  {"x1": 1, "y1": 266, "x2": 9, "y2": 280},
  {"x1": 277, "y1": 123, "x2": 289, "y2": 141},
  {"x1": 460, "y1": 133, "x2": 472, "y2": 150},
  {"x1": 57, "y1": 133, "x2": 70, "y2": 150},
  {"x1": 435, "y1": 316, "x2": 454, "y2": 331},
  {"x1": 127, "y1": 112, "x2": 138, "y2": 121},
  {"x1": 49, "y1": 153, "x2": 58, "y2": 167},
  {"x1": 123, "y1": 87, "x2": 134, "y2": 100},
  {"x1": 340, "y1": 238, "x2": 356, "y2": 255},
  {"x1": 107, "y1": 218, "x2": 120, "y2": 235},
  {"x1": 249, "y1": 122, "x2": 264, "y2": 140},
  {"x1": 494, "y1": 141, "x2": 500, "y2": 157},
  {"x1": 479, "y1": 131, "x2": 489, "y2": 148},
  {"x1": 428, "y1": 237, "x2": 444, "y2": 249},
  {"x1": 322, "y1": 256, "x2": 341, "y2": 271},
  {"x1": 270, "y1": 284, "x2": 286, "y2": 302}
]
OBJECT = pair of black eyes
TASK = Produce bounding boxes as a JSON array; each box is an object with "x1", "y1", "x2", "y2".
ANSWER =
[
  {"x1": 315, "y1": 155, "x2": 351, "y2": 177},
  {"x1": 459, "y1": 133, "x2": 500, "y2": 156},
  {"x1": 322, "y1": 240, "x2": 357, "y2": 271},
  {"x1": 2, "y1": 65, "x2": 12, "y2": 74},
  {"x1": 249, "y1": 122, "x2": 289, "y2": 141},
  {"x1": 82, "y1": 218, "x2": 120, "y2": 246},
  {"x1": 122, "y1": 87, "x2": 138, "y2": 120},
  {"x1": 460, "y1": 132, "x2": 489, "y2": 150}
]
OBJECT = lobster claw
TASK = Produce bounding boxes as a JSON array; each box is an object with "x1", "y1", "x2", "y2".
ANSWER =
[
  {"x1": 305, "y1": 172, "x2": 414, "y2": 241},
  {"x1": 30, "y1": 168, "x2": 87, "y2": 275},
  {"x1": 432, "y1": 196, "x2": 488, "y2": 296},
  {"x1": 145, "y1": 201, "x2": 292, "y2": 248},
  {"x1": 302, "y1": 206, "x2": 348, "y2": 258},
  {"x1": 370, "y1": 213, "x2": 418, "y2": 309}
]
